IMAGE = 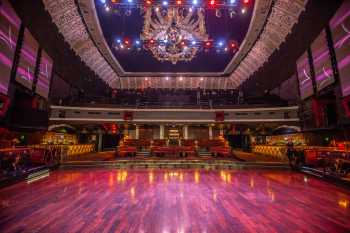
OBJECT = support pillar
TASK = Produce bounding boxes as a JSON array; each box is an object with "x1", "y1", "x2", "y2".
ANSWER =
[
  {"x1": 160, "y1": 125, "x2": 165, "y2": 139},
  {"x1": 135, "y1": 125, "x2": 139, "y2": 139},
  {"x1": 183, "y1": 125, "x2": 188, "y2": 139},
  {"x1": 98, "y1": 129, "x2": 103, "y2": 152},
  {"x1": 209, "y1": 125, "x2": 213, "y2": 140},
  {"x1": 219, "y1": 125, "x2": 224, "y2": 137}
]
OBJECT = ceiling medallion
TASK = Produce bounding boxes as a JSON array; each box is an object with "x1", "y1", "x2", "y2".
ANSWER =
[{"x1": 141, "y1": 7, "x2": 209, "y2": 64}]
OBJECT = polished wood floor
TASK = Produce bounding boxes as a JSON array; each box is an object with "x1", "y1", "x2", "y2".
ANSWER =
[{"x1": 0, "y1": 169, "x2": 349, "y2": 233}]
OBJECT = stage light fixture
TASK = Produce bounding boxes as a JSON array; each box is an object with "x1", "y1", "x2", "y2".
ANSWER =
[
  {"x1": 241, "y1": 7, "x2": 246, "y2": 14},
  {"x1": 229, "y1": 0, "x2": 236, "y2": 3},
  {"x1": 127, "y1": 0, "x2": 133, "y2": 3},
  {"x1": 243, "y1": 0, "x2": 249, "y2": 3},
  {"x1": 100, "y1": 0, "x2": 106, "y2": 3},
  {"x1": 209, "y1": 0, "x2": 215, "y2": 6},
  {"x1": 165, "y1": 77, "x2": 169, "y2": 80},
  {"x1": 105, "y1": 5, "x2": 111, "y2": 11},
  {"x1": 146, "y1": 0, "x2": 152, "y2": 5},
  {"x1": 192, "y1": 0, "x2": 198, "y2": 5},
  {"x1": 162, "y1": 1, "x2": 168, "y2": 6},
  {"x1": 177, "y1": 0, "x2": 182, "y2": 5}
]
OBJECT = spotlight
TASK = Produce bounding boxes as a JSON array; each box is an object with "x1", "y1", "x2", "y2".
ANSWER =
[
  {"x1": 100, "y1": 0, "x2": 106, "y2": 3},
  {"x1": 127, "y1": 0, "x2": 133, "y2": 3},
  {"x1": 146, "y1": 0, "x2": 152, "y2": 5},
  {"x1": 229, "y1": 0, "x2": 236, "y2": 3},
  {"x1": 191, "y1": 41, "x2": 197, "y2": 45},
  {"x1": 229, "y1": 9, "x2": 236, "y2": 18},
  {"x1": 189, "y1": 7, "x2": 193, "y2": 12},
  {"x1": 165, "y1": 77, "x2": 169, "y2": 80},
  {"x1": 155, "y1": 6, "x2": 160, "y2": 11},
  {"x1": 125, "y1": 9, "x2": 132, "y2": 16},
  {"x1": 215, "y1": 9, "x2": 222, "y2": 18},
  {"x1": 179, "y1": 77, "x2": 183, "y2": 81},
  {"x1": 209, "y1": 0, "x2": 215, "y2": 6},
  {"x1": 116, "y1": 38, "x2": 122, "y2": 43},
  {"x1": 241, "y1": 8, "x2": 247, "y2": 14},
  {"x1": 218, "y1": 41, "x2": 224, "y2": 47},
  {"x1": 145, "y1": 78, "x2": 148, "y2": 81},
  {"x1": 200, "y1": 77, "x2": 204, "y2": 81},
  {"x1": 192, "y1": 0, "x2": 198, "y2": 5},
  {"x1": 105, "y1": 5, "x2": 111, "y2": 11},
  {"x1": 135, "y1": 40, "x2": 141, "y2": 46},
  {"x1": 162, "y1": 1, "x2": 168, "y2": 6},
  {"x1": 177, "y1": 0, "x2": 182, "y2": 5},
  {"x1": 243, "y1": 0, "x2": 249, "y2": 3}
]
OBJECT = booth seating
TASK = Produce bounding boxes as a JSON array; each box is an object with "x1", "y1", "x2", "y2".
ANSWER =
[
  {"x1": 181, "y1": 140, "x2": 196, "y2": 147},
  {"x1": 0, "y1": 147, "x2": 51, "y2": 176},
  {"x1": 153, "y1": 139, "x2": 167, "y2": 147},
  {"x1": 116, "y1": 146, "x2": 137, "y2": 157},
  {"x1": 198, "y1": 139, "x2": 225, "y2": 149},
  {"x1": 304, "y1": 148, "x2": 350, "y2": 176},
  {"x1": 123, "y1": 139, "x2": 139, "y2": 147},
  {"x1": 209, "y1": 146, "x2": 232, "y2": 157}
]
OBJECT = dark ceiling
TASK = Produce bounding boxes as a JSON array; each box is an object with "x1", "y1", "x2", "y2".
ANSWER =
[
  {"x1": 241, "y1": 0, "x2": 344, "y2": 96},
  {"x1": 9, "y1": 0, "x2": 111, "y2": 96},
  {"x1": 95, "y1": 0, "x2": 254, "y2": 73}
]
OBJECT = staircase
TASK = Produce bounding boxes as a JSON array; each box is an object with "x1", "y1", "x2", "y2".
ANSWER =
[{"x1": 136, "y1": 151, "x2": 151, "y2": 157}]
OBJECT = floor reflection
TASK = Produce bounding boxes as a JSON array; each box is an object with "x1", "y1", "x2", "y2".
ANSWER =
[{"x1": 0, "y1": 169, "x2": 350, "y2": 233}]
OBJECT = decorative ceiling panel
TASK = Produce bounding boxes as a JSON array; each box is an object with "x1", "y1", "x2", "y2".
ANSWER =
[
  {"x1": 229, "y1": 0, "x2": 308, "y2": 88},
  {"x1": 43, "y1": 0, "x2": 306, "y2": 89}
]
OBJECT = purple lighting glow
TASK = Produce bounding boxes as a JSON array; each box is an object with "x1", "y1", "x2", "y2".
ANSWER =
[
  {"x1": 297, "y1": 52, "x2": 314, "y2": 99},
  {"x1": 0, "y1": 0, "x2": 21, "y2": 95},
  {"x1": 15, "y1": 29, "x2": 39, "y2": 90},
  {"x1": 330, "y1": 1, "x2": 350, "y2": 97}
]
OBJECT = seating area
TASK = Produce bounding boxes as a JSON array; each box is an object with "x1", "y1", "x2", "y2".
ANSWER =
[
  {"x1": 0, "y1": 147, "x2": 57, "y2": 179},
  {"x1": 55, "y1": 88, "x2": 287, "y2": 109},
  {"x1": 115, "y1": 139, "x2": 231, "y2": 158}
]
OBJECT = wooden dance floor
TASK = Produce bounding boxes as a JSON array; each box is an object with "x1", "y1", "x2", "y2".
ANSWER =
[{"x1": 0, "y1": 169, "x2": 349, "y2": 233}]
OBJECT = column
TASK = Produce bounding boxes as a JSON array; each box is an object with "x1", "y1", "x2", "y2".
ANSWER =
[
  {"x1": 209, "y1": 125, "x2": 213, "y2": 140},
  {"x1": 160, "y1": 125, "x2": 165, "y2": 139},
  {"x1": 123, "y1": 124, "x2": 128, "y2": 138},
  {"x1": 98, "y1": 129, "x2": 103, "y2": 152},
  {"x1": 183, "y1": 125, "x2": 188, "y2": 139},
  {"x1": 219, "y1": 125, "x2": 224, "y2": 137},
  {"x1": 135, "y1": 125, "x2": 140, "y2": 139}
]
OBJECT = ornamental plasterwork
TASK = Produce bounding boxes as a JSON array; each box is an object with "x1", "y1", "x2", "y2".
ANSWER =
[
  {"x1": 43, "y1": 0, "x2": 120, "y2": 89},
  {"x1": 43, "y1": 0, "x2": 306, "y2": 89},
  {"x1": 229, "y1": 0, "x2": 308, "y2": 88}
]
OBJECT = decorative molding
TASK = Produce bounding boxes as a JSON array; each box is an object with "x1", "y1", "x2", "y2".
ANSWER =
[
  {"x1": 43, "y1": 0, "x2": 307, "y2": 89},
  {"x1": 228, "y1": 0, "x2": 308, "y2": 88}
]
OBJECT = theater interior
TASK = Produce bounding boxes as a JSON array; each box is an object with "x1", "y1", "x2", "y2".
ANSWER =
[{"x1": 1, "y1": 0, "x2": 350, "y2": 232}]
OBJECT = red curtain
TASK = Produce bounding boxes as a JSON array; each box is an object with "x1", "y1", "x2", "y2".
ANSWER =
[
  {"x1": 215, "y1": 111, "x2": 224, "y2": 122},
  {"x1": 0, "y1": 94, "x2": 10, "y2": 118}
]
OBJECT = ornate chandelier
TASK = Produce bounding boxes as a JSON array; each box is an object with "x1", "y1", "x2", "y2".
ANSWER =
[{"x1": 141, "y1": 7, "x2": 209, "y2": 64}]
